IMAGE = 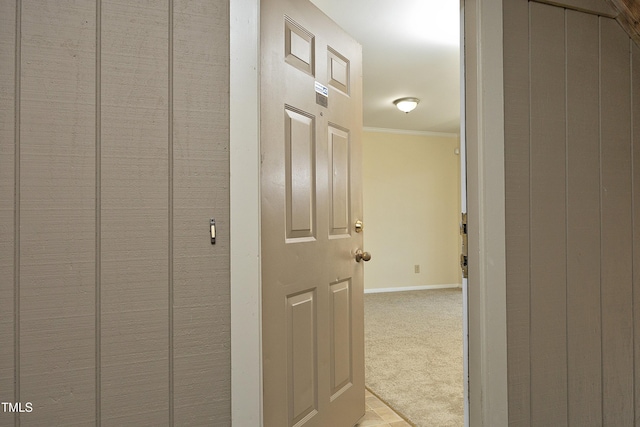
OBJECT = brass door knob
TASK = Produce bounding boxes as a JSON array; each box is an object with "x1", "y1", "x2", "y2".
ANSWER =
[{"x1": 355, "y1": 249, "x2": 371, "y2": 262}]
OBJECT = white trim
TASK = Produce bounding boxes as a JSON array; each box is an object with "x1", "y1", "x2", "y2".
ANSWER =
[
  {"x1": 230, "y1": 0, "x2": 262, "y2": 425},
  {"x1": 466, "y1": 0, "x2": 509, "y2": 425},
  {"x1": 364, "y1": 284, "x2": 461, "y2": 294},
  {"x1": 363, "y1": 126, "x2": 460, "y2": 139}
]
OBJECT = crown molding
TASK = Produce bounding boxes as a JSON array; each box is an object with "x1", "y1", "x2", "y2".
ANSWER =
[{"x1": 363, "y1": 126, "x2": 459, "y2": 139}]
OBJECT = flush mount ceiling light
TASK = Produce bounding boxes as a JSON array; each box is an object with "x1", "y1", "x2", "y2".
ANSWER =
[{"x1": 393, "y1": 97, "x2": 420, "y2": 113}]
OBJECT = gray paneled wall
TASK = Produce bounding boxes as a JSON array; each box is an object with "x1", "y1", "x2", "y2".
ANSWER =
[
  {"x1": 0, "y1": 1, "x2": 230, "y2": 425},
  {"x1": 505, "y1": 0, "x2": 639, "y2": 425}
]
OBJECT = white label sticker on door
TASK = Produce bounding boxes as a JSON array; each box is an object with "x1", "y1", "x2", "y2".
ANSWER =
[
  {"x1": 315, "y1": 81, "x2": 328, "y2": 97},
  {"x1": 315, "y1": 81, "x2": 328, "y2": 107}
]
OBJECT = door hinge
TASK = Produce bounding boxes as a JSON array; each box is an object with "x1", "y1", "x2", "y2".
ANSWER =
[{"x1": 460, "y1": 213, "x2": 468, "y2": 279}]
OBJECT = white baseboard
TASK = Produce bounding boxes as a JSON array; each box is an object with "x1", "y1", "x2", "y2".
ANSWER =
[{"x1": 364, "y1": 284, "x2": 462, "y2": 294}]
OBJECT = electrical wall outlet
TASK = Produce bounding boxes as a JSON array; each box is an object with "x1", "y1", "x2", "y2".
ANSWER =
[{"x1": 414, "y1": 265, "x2": 420, "y2": 274}]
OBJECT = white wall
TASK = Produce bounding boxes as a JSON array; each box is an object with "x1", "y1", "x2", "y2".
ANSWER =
[{"x1": 363, "y1": 129, "x2": 461, "y2": 290}]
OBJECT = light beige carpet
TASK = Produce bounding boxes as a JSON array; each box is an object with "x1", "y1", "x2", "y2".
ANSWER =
[{"x1": 364, "y1": 288, "x2": 464, "y2": 427}]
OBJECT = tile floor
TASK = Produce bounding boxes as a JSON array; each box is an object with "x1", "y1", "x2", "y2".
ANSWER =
[{"x1": 355, "y1": 389, "x2": 413, "y2": 427}]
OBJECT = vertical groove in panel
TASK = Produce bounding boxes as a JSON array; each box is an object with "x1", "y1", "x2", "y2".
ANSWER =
[
  {"x1": 503, "y1": 0, "x2": 531, "y2": 422},
  {"x1": 630, "y1": 38, "x2": 635, "y2": 426},
  {"x1": 13, "y1": 2, "x2": 20, "y2": 424},
  {"x1": 598, "y1": 18, "x2": 604, "y2": 424},
  {"x1": 600, "y1": 16, "x2": 633, "y2": 427},
  {"x1": 95, "y1": 0, "x2": 102, "y2": 424},
  {"x1": 564, "y1": 13, "x2": 569, "y2": 427},
  {"x1": 1, "y1": 0, "x2": 18, "y2": 421},
  {"x1": 529, "y1": 5, "x2": 534, "y2": 425},
  {"x1": 566, "y1": 9, "x2": 602, "y2": 427},
  {"x1": 168, "y1": 0, "x2": 174, "y2": 424},
  {"x1": 632, "y1": 41, "x2": 640, "y2": 427},
  {"x1": 529, "y1": 3, "x2": 568, "y2": 425}
]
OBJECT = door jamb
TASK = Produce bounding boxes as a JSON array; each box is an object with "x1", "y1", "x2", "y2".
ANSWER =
[
  {"x1": 229, "y1": 0, "x2": 509, "y2": 425},
  {"x1": 230, "y1": 0, "x2": 263, "y2": 425},
  {"x1": 464, "y1": 0, "x2": 509, "y2": 425},
  {"x1": 460, "y1": 3, "x2": 470, "y2": 424}
]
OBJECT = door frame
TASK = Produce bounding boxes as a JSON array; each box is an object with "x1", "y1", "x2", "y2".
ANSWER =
[
  {"x1": 462, "y1": 0, "x2": 509, "y2": 425},
  {"x1": 229, "y1": 0, "x2": 508, "y2": 425}
]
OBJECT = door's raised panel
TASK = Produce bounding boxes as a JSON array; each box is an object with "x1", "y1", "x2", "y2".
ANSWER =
[
  {"x1": 328, "y1": 125, "x2": 350, "y2": 237},
  {"x1": 329, "y1": 279, "x2": 352, "y2": 400},
  {"x1": 327, "y1": 47, "x2": 349, "y2": 95},
  {"x1": 285, "y1": 106, "x2": 316, "y2": 240},
  {"x1": 285, "y1": 17, "x2": 315, "y2": 76},
  {"x1": 287, "y1": 290, "x2": 318, "y2": 426}
]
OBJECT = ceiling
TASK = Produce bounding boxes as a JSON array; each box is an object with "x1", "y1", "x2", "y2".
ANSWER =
[{"x1": 310, "y1": 0, "x2": 461, "y2": 134}]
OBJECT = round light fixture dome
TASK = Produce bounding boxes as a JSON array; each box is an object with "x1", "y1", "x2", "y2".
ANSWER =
[{"x1": 393, "y1": 97, "x2": 420, "y2": 113}]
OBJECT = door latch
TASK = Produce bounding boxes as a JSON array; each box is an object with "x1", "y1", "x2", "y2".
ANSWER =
[
  {"x1": 460, "y1": 213, "x2": 468, "y2": 279},
  {"x1": 210, "y1": 218, "x2": 216, "y2": 245}
]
